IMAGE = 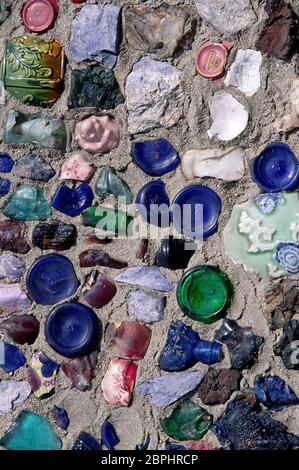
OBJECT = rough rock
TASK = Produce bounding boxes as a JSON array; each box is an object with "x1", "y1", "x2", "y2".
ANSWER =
[
  {"x1": 197, "y1": 368, "x2": 242, "y2": 405},
  {"x1": 13, "y1": 154, "x2": 55, "y2": 182},
  {"x1": 224, "y1": 49, "x2": 262, "y2": 97},
  {"x1": 127, "y1": 290, "x2": 165, "y2": 324},
  {"x1": 264, "y1": 279, "x2": 299, "y2": 330},
  {"x1": 0, "y1": 380, "x2": 31, "y2": 415}
]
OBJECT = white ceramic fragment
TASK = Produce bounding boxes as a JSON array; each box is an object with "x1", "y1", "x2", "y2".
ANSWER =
[
  {"x1": 182, "y1": 147, "x2": 245, "y2": 182},
  {"x1": 224, "y1": 49, "x2": 262, "y2": 97},
  {"x1": 208, "y1": 93, "x2": 249, "y2": 141},
  {"x1": 274, "y1": 79, "x2": 299, "y2": 133},
  {"x1": 0, "y1": 380, "x2": 31, "y2": 415}
]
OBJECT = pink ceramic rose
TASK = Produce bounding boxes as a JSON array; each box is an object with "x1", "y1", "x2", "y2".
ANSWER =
[{"x1": 74, "y1": 115, "x2": 120, "y2": 154}]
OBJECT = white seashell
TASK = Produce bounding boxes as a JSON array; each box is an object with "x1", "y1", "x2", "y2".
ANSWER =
[
  {"x1": 207, "y1": 93, "x2": 249, "y2": 141},
  {"x1": 274, "y1": 78, "x2": 299, "y2": 132},
  {"x1": 182, "y1": 147, "x2": 245, "y2": 182},
  {"x1": 224, "y1": 49, "x2": 262, "y2": 97}
]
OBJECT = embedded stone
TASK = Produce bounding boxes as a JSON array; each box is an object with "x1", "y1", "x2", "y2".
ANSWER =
[
  {"x1": 0, "y1": 221, "x2": 31, "y2": 254},
  {"x1": 0, "y1": 254, "x2": 25, "y2": 279},
  {"x1": 60, "y1": 154, "x2": 95, "y2": 182},
  {"x1": 0, "y1": 315, "x2": 40, "y2": 345},
  {"x1": 127, "y1": 290, "x2": 165, "y2": 324},
  {"x1": 115, "y1": 267, "x2": 174, "y2": 292},
  {"x1": 126, "y1": 57, "x2": 184, "y2": 134},
  {"x1": 95, "y1": 166, "x2": 133, "y2": 203},
  {"x1": 70, "y1": 4, "x2": 121, "y2": 67},
  {"x1": 13, "y1": 154, "x2": 55, "y2": 181},
  {"x1": 32, "y1": 220, "x2": 77, "y2": 251},
  {"x1": 0, "y1": 341, "x2": 26, "y2": 373},
  {"x1": 0, "y1": 283, "x2": 31, "y2": 314},
  {"x1": 27, "y1": 352, "x2": 60, "y2": 399},
  {"x1": 75, "y1": 116, "x2": 120, "y2": 155},
  {"x1": 274, "y1": 319, "x2": 299, "y2": 370},
  {"x1": 79, "y1": 249, "x2": 127, "y2": 269},
  {"x1": 197, "y1": 368, "x2": 242, "y2": 405},
  {"x1": 0, "y1": 153, "x2": 14, "y2": 172},
  {"x1": 82, "y1": 271, "x2": 117, "y2": 308},
  {"x1": 208, "y1": 93, "x2": 249, "y2": 141},
  {"x1": 51, "y1": 184, "x2": 93, "y2": 217},
  {"x1": 264, "y1": 280, "x2": 299, "y2": 330},
  {"x1": 3, "y1": 184, "x2": 51, "y2": 221},
  {"x1": 224, "y1": 49, "x2": 262, "y2": 97},
  {"x1": 61, "y1": 351, "x2": 98, "y2": 391},
  {"x1": 132, "y1": 138, "x2": 180, "y2": 177},
  {"x1": 254, "y1": 374, "x2": 299, "y2": 409},
  {"x1": 0, "y1": 380, "x2": 31, "y2": 415},
  {"x1": 52, "y1": 405, "x2": 69, "y2": 430},
  {"x1": 101, "y1": 359, "x2": 137, "y2": 406},
  {"x1": 105, "y1": 322, "x2": 151, "y2": 360}
]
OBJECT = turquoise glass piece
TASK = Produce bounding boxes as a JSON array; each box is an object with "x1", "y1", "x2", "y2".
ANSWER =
[
  {"x1": 3, "y1": 184, "x2": 51, "y2": 221},
  {"x1": 95, "y1": 166, "x2": 133, "y2": 203},
  {"x1": 0, "y1": 410, "x2": 62, "y2": 450}
]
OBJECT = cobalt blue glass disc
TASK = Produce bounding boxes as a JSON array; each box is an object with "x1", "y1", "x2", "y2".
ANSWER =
[
  {"x1": 171, "y1": 185, "x2": 221, "y2": 239},
  {"x1": 251, "y1": 143, "x2": 299, "y2": 192},
  {"x1": 132, "y1": 138, "x2": 180, "y2": 177},
  {"x1": 51, "y1": 183, "x2": 94, "y2": 217},
  {"x1": 27, "y1": 254, "x2": 79, "y2": 305},
  {"x1": 135, "y1": 180, "x2": 170, "y2": 227},
  {"x1": 45, "y1": 302, "x2": 101, "y2": 358}
]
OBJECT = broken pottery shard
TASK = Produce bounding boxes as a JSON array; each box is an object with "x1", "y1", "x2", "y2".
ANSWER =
[
  {"x1": 13, "y1": 154, "x2": 55, "y2": 182},
  {"x1": 0, "y1": 315, "x2": 39, "y2": 345},
  {"x1": 126, "y1": 57, "x2": 184, "y2": 134},
  {"x1": 101, "y1": 420, "x2": 119, "y2": 450},
  {"x1": 136, "y1": 371, "x2": 205, "y2": 408},
  {"x1": 0, "y1": 221, "x2": 30, "y2": 254},
  {"x1": 32, "y1": 220, "x2": 77, "y2": 251},
  {"x1": 61, "y1": 351, "x2": 98, "y2": 391},
  {"x1": 182, "y1": 147, "x2": 245, "y2": 182},
  {"x1": 52, "y1": 405, "x2": 69, "y2": 430},
  {"x1": 71, "y1": 432, "x2": 101, "y2": 450},
  {"x1": 75, "y1": 116, "x2": 120, "y2": 155},
  {"x1": 197, "y1": 368, "x2": 242, "y2": 405},
  {"x1": 101, "y1": 359, "x2": 137, "y2": 406},
  {"x1": 27, "y1": 352, "x2": 60, "y2": 399},
  {"x1": 256, "y1": 0, "x2": 299, "y2": 61},
  {"x1": 160, "y1": 399, "x2": 213, "y2": 441},
  {"x1": 127, "y1": 290, "x2": 165, "y2": 324},
  {"x1": 3, "y1": 184, "x2": 51, "y2": 221},
  {"x1": 0, "y1": 341, "x2": 26, "y2": 373},
  {"x1": 83, "y1": 271, "x2": 117, "y2": 308},
  {"x1": 60, "y1": 154, "x2": 95, "y2": 182},
  {"x1": 215, "y1": 319, "x2": 263, "y2": 370},
  {"x1": 70, "y1": 4, "x2": 121, "y2": 67},
  {"x1": 125, "y1": 4, "x2": 192, "y2": 58},
  {"x1": 105, "y1": 322, "x2": 151, "y2": 360},
  {"x1": 0, "y1": 283, "x2": 31, "y2": 314},
  {"x1": 274, "y1": 78, "x2": 299, "y2": 133},
  {"x1": 254, "y1": 374, "x2": 299, "y2": 409},
  {"x1": 194, "y1": 0, "x2": 257, "y2": 36},
  {"x1": 264, "y1": 280, "x2": 299, "y2": 330},
  {"x1": 0, "y1": 380, "x2": 31, "y2": 415},
  {"x1": 212, "y1": 393, "x2": 299, "y2": 450},
  {"x1": 274, "y1": 320, "x2": 299, "y2": 370},
  {"x1": 224, "y1": 49, "x2": 262, "y2": 97},
  {"x1": 79, "y1": 249, "x2": 127, "y2": 269},
  {"x1": 208, "y1": 93, "x2": 249, "y2": 141},
  {"x1": 0, "y1": 254, "x2": 25, "y2": 279},
  {"x1": 115, "y1": 267, "x2": 174, "y2": 292},
  {"x1": 95, "y1": 166, "x2": 133, "y2": 203},
  {"x1": 0, "y1": 410, "x2": 62, "y2": 450}
]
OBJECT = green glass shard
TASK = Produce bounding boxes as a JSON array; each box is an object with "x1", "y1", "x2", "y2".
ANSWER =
[
  {"x1": 82, "y1": 204, "x2": 133, "y2": 236},
  {"x1": 95, "y1": 166, "x2": 133, "y2": 203},
  {"x1": 3, "y1": 184, "x2": 51, "y2": 221}
]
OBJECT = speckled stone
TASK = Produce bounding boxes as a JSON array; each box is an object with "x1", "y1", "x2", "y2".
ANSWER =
[
  {"x1": 115, "y1": 267, "x2": 174, "y2": 292},
  {"x1": 127, "y1": 290, "x2": 165, "y2": 323}
]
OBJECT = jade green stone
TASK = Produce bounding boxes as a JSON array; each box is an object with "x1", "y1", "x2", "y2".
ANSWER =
[
  {"x1": 3, "y1": 184, "x2": 51, "y2": 221},
  {"x1": 177, "y1": 265, "x2": 232, "y2": 323},
  {"x1": 82, "y1": 204, "x2": 133, "y2": 236},
  {"x1": 0, "y1": 410, "x2": 62, "y2": 450},
  {"x1": 160, "y1": 399, "x2": 212, "y2": 441},
  {"x1": 95, "y1": 166, "x2": 133, "y2": 203}
]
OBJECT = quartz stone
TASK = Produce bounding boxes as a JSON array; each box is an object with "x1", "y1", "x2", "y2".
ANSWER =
[
  {"x1": 0, "y1": 221, "x2": 31, "y2": 254},
  {"x1": 52, "y1": 405, "x2": 69, "y2": 430},
  {"x1": 224, "y1": 50, "x2": 262, "y2": 97},
  {"x1": 3, "y1": 111, "x2": 71, "y2": 151},
  {"x1": 14, "y1": 154, "x2": 55, "y2": 181},
  {"x1": 115, "y1": 267, "x2": 174, "y2": 292},
  {"x1": 79, "y1": 249, "x2": 127, "y2": 269},
  {"x1": 75, "y1": 116, "x2": 120, "y2": 155},
  {"x1": 264, "y1": 280, "x2": 299, "y2": 330},
  {"x1": 256, "y1": 0, "x2": 299, "y2": 61},
  {"x1": 177, "y1": 266, "x2": 232, "y2": 323},
  {"x1": 212, "y1": 393, "x2": 299, "y2": 450},
  {"x1": 127, "y1": 290, "x2": 165, "y2": 324},
  {"x1": 197, "y1": 368, "x2": 242, "y2": 405},
  {"x1": 70, "y1": 4, "x2": 121, "y2": 67},
  {"x1": 0, "y1": 254, "x2": 25, "y2": 279},
  {"x1": 82, "y1": 205, "x2": 133, "y2": 237},
  {"x1": 101, "y1": 359, "x2": 137, "y2": 406},
  {"x1": 223, "y1": 192, "x2": 299, "y2": 278},
  {"x1": 3, "y1": 184, "x2": 51, "y2": 221},
  {"x1": 159, "y1": 321, "x2": 223, "y2": 372},
  {"x1": 95, "y1": 166, "x2": 133, "y2": 203},
  {"x1": 32, "y1": 220, "x2": 77, "y2": 251},
  {"x1": 68, "y1": 66, "x2": 124, "y2": 109},
  {"x1": 0, "y1": 341, "x2": 26, "y2": 372},
  {"x1": 0, "y1": 152, "x2": 14, "y2": 172},
  {"x1": 27, "y1": 352, "x2": 60, "y2": 399},
  {"x1": 136, "y1": 180, "x2": 170, "y2": 228},
  {"x1": 155, "y1": 237, "x2": 195, "y2": 270},
  {"x1": 62, "y1": 351, "x2": 98, "y2": 391},
  {"x1": 125, "y1": 4, "x2": 192, "y2": 58},
  {"x1": 0, "y1": 1, "x2": 11, "y2": 26},
  {"x1": 101, "y1": 420, "x2": 119, "y2": 450},
  {"x1": 194, "y1": 0, "x2": 257, "y2": 36},
  {"x1": 132, "y1": 138, "x2": 180, "y2": 177},
  {"x1": 160, "y1": 399, "x2": 213, "y2": 441},
  {"x1": 71, "y1": 432, "x2": 101, "y2": 451},
  {"x1": 60, "y1": 154, "x2": 95, "y2": 182},
  {"x1": 0, "y1": 178, "x2": 11, "y2": 197},
  {"x1": 83, "y1": 271, "x2": 116, "y2": 308},
  {"x1": 254, "y1": 374, "x2": 299, "y2": 409},
  {"x1": 0, "y1": 410, "x2": 62, "y2": 450},
  {"x1": 105, "y1": 322, "x2": 151, "y2": 360},
  {"x1": 274, "y1": 320, "x2": 299, "y2": 370},
  {"x1": 0, "y1": 380, "x2": 31, "y2": 415},
  {"x1": 0, "y1": 315, "x2": 39, "y2": 345},
  {"x1": 182, "y1": 147, "x2": 245, "y2": 182},
  {"x1": 126, "y1": 57, "x2": 184, "y2": 134},
  {"x1": 215, "y1": 319, "x2": 264, "y2": 370},
  {"x1": 0, "y1": 283, "x2": 31, "y2": 314},
  {"x1": 0, "y1": 36, "x2": 64, "y2": 107},
  {"x1": 52, "y1": 184, "x2": 93, "y2": 217},
  {"x1": 136, "y1": 371, "x2": 205, "y2": 408},
  {"x1": 208, "y1": 93, "x2": 249, "y2": 141}
]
